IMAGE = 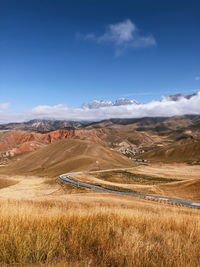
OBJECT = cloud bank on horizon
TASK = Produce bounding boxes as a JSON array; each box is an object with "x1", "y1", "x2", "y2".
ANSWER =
[
  {"x1": 78, "y1": 19, "x2": 156, "y2": 56},
  {"x1": 1, "y1": 92, "x2": 200, "y2": 123}
]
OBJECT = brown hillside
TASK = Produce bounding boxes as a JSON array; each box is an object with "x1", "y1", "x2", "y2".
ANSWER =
[
  {"x1": 158, "y1": 179, "x2": 200, "y2": 201},
  {"x1": 0, "y1": 139, "x2": 133, "y2": 177},
  {"x1": 141, "y1": 141, "x2": 200, "y2": 162},
  {"x1": 1, "y1": 115, "x2": 200, "y2": 164},
  {"x1": 0, "y1": 128, "x2": 156, "y2": 158}
]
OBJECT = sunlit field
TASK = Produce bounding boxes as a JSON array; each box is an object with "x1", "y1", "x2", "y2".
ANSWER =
[
  {"x1": 1, "y1": 0, "x2": 200, "y2": 266},
  {"x1": 0, "y1": 197, "x2": 200, "y2": 266}
]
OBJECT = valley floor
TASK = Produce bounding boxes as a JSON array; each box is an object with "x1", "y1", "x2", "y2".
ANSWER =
[
  {"x1": 0, "y1": 163, "x2": 200, "y2": 266},
  {"x1": 71, "y1": 163, "x2": 200, "y2": 202}
]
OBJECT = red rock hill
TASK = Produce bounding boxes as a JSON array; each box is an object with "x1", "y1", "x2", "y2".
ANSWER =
[{"x1": 0, "y1": 129, "x2": 105, "y2": 157}]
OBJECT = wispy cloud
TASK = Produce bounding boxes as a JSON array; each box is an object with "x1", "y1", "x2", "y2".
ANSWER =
[
  {"x1": 195, "y1": 76, "x2": 200, "y2": 81},
  {"x1": 78, "y1": 19, "x2": 156, "y2": 56},
  {"x1": 0, "y1": 93, "x2": 200, "y2": 124},
  {"x1": 0, "y1": 103, "x2": 10, "y2": 109}
]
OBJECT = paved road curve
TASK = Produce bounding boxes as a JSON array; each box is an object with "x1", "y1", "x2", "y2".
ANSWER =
[{"x1": 60, "y1": 167, "x2": 200, "y2": 209}]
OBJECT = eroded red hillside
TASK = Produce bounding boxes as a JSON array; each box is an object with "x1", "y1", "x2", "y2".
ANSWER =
[{"x1": 0, "y1": 129, "x2": 106, "y2": 157}]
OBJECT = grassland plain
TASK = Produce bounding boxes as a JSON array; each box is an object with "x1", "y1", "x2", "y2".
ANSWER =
[
  {"x1": 0, "y1": 160, "x2": 200, "y2": 266},
  {"x1": 70, "y1": 163, "x2": 200, "y2": 201},
  {"x1": 0, "y1": 195, "x2": 200, "y2": 267}
]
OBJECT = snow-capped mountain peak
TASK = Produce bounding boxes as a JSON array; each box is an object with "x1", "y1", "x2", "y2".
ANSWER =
[
  {"x1": 114, "y1": 98, "x2": 138, "y2": 106},
  {"x1": 82, "y1": 98, "x2": 138, "y2": 109}
]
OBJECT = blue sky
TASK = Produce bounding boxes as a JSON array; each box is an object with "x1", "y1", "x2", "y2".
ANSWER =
[{"x1": 0, "y1": 0, "x2": 200, "y2": 121}]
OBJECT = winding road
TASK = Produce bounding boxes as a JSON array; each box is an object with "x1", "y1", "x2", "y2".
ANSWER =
[{"x1": 60, "y1": 167, "x2": 200, "y2": 209}]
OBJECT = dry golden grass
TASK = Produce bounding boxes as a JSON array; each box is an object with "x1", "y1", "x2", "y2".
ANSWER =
[
  {"x1": 91, "y1": 170, "x2": 180, "y2": 184},
  {"x1": 72, "y1": 163, "x2": 200, "y2": 201},
  {"x1": 129, "y1": 163, "x2": 200, "y2": 180},
  {"x1": 0, "y1": 161, "x2": 200, "y2": 266},
  {"x1": 0, "y1": 197, "x2": 200, "y2": 266},
  {"x1": 0, "y1": 177, "x2": 18, "y2": 189}
]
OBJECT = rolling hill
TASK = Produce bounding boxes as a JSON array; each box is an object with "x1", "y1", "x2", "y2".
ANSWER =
[
  {"x1": 0, "y1": 139, "x2": 133, "y2": 177},
  {"x1": 140, "y1": 140, "x2": 200, "y2": 163},
  {"x1": 0, "y1": 115, "x2": 200, "y2": 167}
]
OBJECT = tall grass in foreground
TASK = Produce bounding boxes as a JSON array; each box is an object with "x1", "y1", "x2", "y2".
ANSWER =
[{"x1": 0, "y1": 199, "x2": 200, "y2": 266}]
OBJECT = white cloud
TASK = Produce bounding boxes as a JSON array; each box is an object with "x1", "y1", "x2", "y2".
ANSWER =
[
  {"x1": 0, "y1": 103, "x2": 10, "y2": 109},
  {"x1": 0, "y1": 110, "x2": 27, "y2": 124},
  {"x1": 99, "y1": 19, "x2": 136, "y2": 44},
  {"x1": 195, "y1": 76, "x2": 200, "y2": 81},
  {"x1": 30, "y1": 92, "x2": 200, "y2": 120},
  {"x1": 0, "y1": 92, "x2": 200, "y2": 124},
  {"x1": 79, "y1": 19, "x2": 156, "y2": 56},
  {"x1": 1, "y1": 92, "x2": 200, "y2": 124}
]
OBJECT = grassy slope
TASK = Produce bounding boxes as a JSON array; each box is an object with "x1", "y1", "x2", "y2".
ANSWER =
[
  {"x1": 0, "y1": 198, "x2": 200, "y2": 266},
  {"x1": 159, "y1": 179, "x2": 200, "y2": 201},
  {"x1": 0, "y1": 139, "x2": 133, "y2": 177}
]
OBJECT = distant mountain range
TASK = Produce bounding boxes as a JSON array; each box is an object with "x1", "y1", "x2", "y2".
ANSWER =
[
  {"x1": 164, "y1": 92, "x2": 197, "y2": 101},
  {"x1": 0, "y1": 114, "x2": 200, "y2": 164},
  {"x1": 0, "y1": 93, "x2": 199, "y2": 131},
  {"x1": 0, "y1": 119, "x2": 89, "y2": 132}
]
